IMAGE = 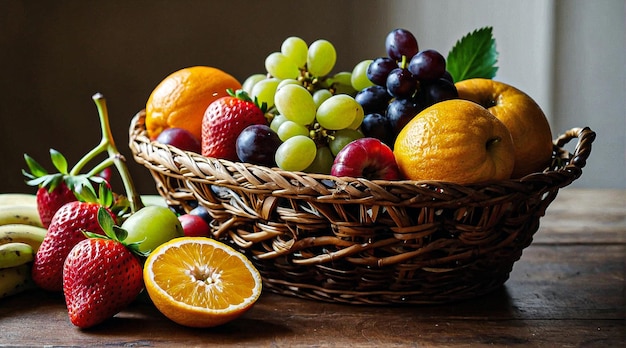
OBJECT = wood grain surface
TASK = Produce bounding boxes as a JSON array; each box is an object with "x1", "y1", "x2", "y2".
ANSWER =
[{"x1": 1, "y1": 189, "x2": 624, "y2": 347}]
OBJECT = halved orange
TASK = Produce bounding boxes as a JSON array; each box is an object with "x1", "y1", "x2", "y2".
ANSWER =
[{"x1": 143, "y1": 237, "x2": 262, "y2": 328}]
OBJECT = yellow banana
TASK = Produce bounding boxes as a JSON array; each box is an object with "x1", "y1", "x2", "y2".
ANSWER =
[
  {"x1": 0, "y1": 263, "x2": 36, "y2": 299},
  {"x1": 0, "y1": 242, "x2": 35, "y2": 269},
  {"x1": 0, "y1": 224, "x2": 48, "y2": 251},
  {"x1": 0, "y1": 205, "x2": 43, "y2": 227},
  {"x1": 0, "y1": 193, "x2": 37, "y2": 208}
]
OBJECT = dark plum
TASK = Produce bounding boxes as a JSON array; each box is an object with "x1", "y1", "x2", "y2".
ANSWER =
[
  {"x1": 355, "y1": 85, "x2": 392, "y2": 114},
  {"x1": 385, "y1": 28, "x2": 419, "y2": 61},
  {"x1": 235, "y1": 124, "x2": 282, "y2": 167},
  {"x1": 155, "y1": 127, "x2": 202, "y2": 153}
]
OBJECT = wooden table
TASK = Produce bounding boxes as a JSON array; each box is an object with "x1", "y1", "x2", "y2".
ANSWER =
[{"x1": 1, "y1": 188, "x2": 624, "y2": 347}]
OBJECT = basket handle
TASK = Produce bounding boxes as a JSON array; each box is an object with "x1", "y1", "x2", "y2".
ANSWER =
[{"x1": 554, "y1": 126, "x2": 596, "y2": 169}]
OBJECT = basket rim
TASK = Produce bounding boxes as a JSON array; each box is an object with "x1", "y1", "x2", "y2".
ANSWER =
[{"x1": 128, "y1": 109, "x2": 596, "y2": 199}]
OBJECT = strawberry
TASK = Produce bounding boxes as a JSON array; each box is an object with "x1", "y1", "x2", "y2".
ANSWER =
[
  {"x1": 23, "y1": 149, "x2": 110, "y2": 228},
  {"x1": 202, "y1": 89, "x2": 267, "y2": 161},
  {"x1": 63, "y1": 208, "x2": 146, "y2": 329},
  {"x1": 32, "y1": 185, "x2": 116, "y2": 292},
  {"x1": 35, "y1": 183, "x2": 77, "y2": 229}
]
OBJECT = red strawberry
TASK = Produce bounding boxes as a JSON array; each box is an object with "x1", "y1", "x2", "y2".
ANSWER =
[
  {"x1": 35, "y1": 183, "x2": 77, "y2": 229},
  {"x1": 63, "y1": 208, "x2": 145, "y2": 328},
  {"x1": 202, "y1": 89, "x2": 267, "y2": 161},
  {"x1": 32, "y1": 187, "x2": 116, "y2": 292},
  {"x1": 24, "y1": 149, "x2": 111, "y2": 228}
]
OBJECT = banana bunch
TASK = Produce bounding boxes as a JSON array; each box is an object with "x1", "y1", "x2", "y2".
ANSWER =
[{"x1": 0, "y1": 193, "x2": 46, "y2": 299}]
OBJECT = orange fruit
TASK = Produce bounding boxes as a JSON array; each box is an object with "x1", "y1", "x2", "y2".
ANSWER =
[
  {"x1": 393, "y1": 99, "x2": 515, "y2": 184},
  {"x1": 143, "y1": 237, "x2": 262, "y2": 328},
  {"x1": 455, "y1": 78, "x2": 553, "y2": 178},
  {"x1": 145, "y1": 66, "x2": 241, "y2": 140}
]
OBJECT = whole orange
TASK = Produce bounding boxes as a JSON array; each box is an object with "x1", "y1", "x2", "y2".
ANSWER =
[
  {"x1": 145, "y1": 66, "x2": 241, "y2": 140},
  {"x1": 393, "y1": 99, "x2": 515, "y2": 184},
  {"x1": 455, "y1": 78, "x2": 553, "y2": 178}
]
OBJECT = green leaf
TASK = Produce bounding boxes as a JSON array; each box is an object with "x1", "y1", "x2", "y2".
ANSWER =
[
  {"x1": 50, "y1": 149, "x2": 69, "y2": 174},
  {"x1": 97, "y1": 207, "x2": 116, "y2": 239},
  {"x1": 446, "y1": 26, "x2": 498, "y2": 83},
  {"x1": 23, "y1": 154, "x2": 48, "y2": 178}
]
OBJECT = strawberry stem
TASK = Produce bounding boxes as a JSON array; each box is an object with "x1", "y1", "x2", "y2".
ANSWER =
[{"x1": 69, "y1": 93, "x2": 143, "y2": 214}]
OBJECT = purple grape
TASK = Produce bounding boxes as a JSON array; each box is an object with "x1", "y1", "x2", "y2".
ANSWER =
[
  {"x1": 385, "y1": 28, "x2": 419, "y2": 61},
  {"x1": 408, "y1": 49, "x2": 446, "y2": 81},
  {"x1": 386, "y1": 68, "x2": 417, "y2": 98},
  {"x1": 361, "y1": 113, "x2": 395, "y2": 147},
  {"x1": 386, "y1": 98, "x2": 424, "y2": 135},
  {"x1": 367, "y1": 57, "x2": 398, "y2": 86},
  {"x1": 442, "y1": 70, "x2": 454, "y2": 83},
  {"x1": 235, "y1": 124, "x2": 282, "y2": 167},
  {"x1": 189, "y1": 205, "x2": 212, "y2": 225},
  {"x1": 420, "y1": 78, "x2": 459, "y2": 106},
  {"x1": 355, "y1": 85, "x2": 392, "y2": 114},
  {"x1": 155, "y1": 127, "x2": 201, "y2": 153}
]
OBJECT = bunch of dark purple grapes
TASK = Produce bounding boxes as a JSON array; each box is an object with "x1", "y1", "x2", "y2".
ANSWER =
[{"x1": 356, "y1": 28, "x2": 458, "y2": 148}]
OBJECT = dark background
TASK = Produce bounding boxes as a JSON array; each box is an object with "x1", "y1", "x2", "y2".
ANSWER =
[
  {"x1": 1, "y1": 1, "x2": 380, "y2": 194},
  {"x1": 2, "y1": 1, "x2": 624, "y2": 193}
]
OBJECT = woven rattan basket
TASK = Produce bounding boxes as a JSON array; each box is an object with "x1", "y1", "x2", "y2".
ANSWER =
[{"x1": 129, "y1": 110, "x2": 595, "y2": 305}]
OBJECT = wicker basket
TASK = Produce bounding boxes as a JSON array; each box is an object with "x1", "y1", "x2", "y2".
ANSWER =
[{"x1": 129, "y1": 110, "x2": 595, "y2": 305}]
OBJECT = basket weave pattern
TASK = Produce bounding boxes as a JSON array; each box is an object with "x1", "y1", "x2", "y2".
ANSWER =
[{"x1": 129, "y1": 110, "x2": 595, "y2": 304}]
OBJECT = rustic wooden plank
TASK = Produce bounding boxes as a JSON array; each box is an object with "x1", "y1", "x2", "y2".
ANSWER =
[
  {"x1": 535, "y1": 188, "x2": 626, "y2": 244},
  {"x1": 1, "y1": 242, "x2": 623, "y2": 346}
]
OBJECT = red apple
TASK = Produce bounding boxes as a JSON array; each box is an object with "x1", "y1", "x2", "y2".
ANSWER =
[
  {"x1": 330, "y1": 137, "x2": 400, "y2": 180},
  {"x1": 155, "y1": 127, "x2": 202, "y2": 153}
]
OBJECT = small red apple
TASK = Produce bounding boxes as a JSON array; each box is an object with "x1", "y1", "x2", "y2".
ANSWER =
[
  {"x1": 155, "y1": 127, "x2": 202, "y2": 153},
  {"x1": 178, "y1": 214, "x2": 211, "y2": 237},
  {"x1": 330, "y1": 137, "x2": 400, "y2": 180}
]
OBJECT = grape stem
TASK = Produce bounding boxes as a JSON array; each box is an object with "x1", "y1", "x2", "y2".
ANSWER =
[{"x1": 69, "y1": 93, "x2": 143, "y2": 213}]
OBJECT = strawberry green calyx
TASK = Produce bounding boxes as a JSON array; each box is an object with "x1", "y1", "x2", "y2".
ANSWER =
[
  {"x1": 23, "y1": 94, "x2": 143, "y2": 215},
  {"x1": 23, "y1": 149, "x2": 102, "y2": 195},
  {"x1": 83, "y1": 208, "x2": 150, "y2": 258},
  {"x1": 73, "y1": 182, "x2": 114, "y2": 208},
  {"x1": 227, "y1": 88, "x2": 268, "y2": 114}
]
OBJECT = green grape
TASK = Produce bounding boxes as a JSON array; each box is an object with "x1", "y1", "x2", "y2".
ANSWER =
[
  {"x1": 277, "y1": 78, "x2": 301, "y2": 90},
  {"x1": 304, "y1": 146, "x2": 334, "y2": 174},
  {"x1": 242, "y1": 74, "x2": 267, "y2": 95},
  {"x1": 329, "y1": 128, "x2": 364, "y2": 156},
  {"x1": 277, "y1": 120, "x2": 310, "y2": 141},
  {"x1": 331, "y1": 71, "x2": 357, "y2": 96},
  {"x1": 281, "y1": 36, "x2": 308, "y2": 68},
  {"x1": 270, "y1": 114, "x2": 288, "y2": 132},
  {"x1": 121, "y1": 206, "x2": 184, "y2": 253},
  {"x1": 348, "y1": 102, "x2": 365, "y2": 129},
  {"x1": 251, "y1": 78, "x2": 280, "y2": 109},
  {"x1": 316, "y1": 94, "x2": 361, "y2": 130},
  {"x1": 265, "y1": 52, "x2": 300, "y2": 80},
  {"x1": 313, "y1": 89, "x2": 332, "y2": 108},
  {"x1": 351, "y1": 59, "x2": 375, "y2": 91},
  {"x1": 307, "y1": 39, "x2": 336, "y2": 77},
  {"x1": 275, "y1": 84, "x2": 316, "y2": 125},
  {"x1": 275, "y1": 135, "x2": 317, "y2": 171}
]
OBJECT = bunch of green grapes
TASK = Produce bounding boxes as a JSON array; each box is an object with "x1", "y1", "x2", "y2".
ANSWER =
[{"x1": 242, "y1": 37, "x2": 374, "y2": 174}]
